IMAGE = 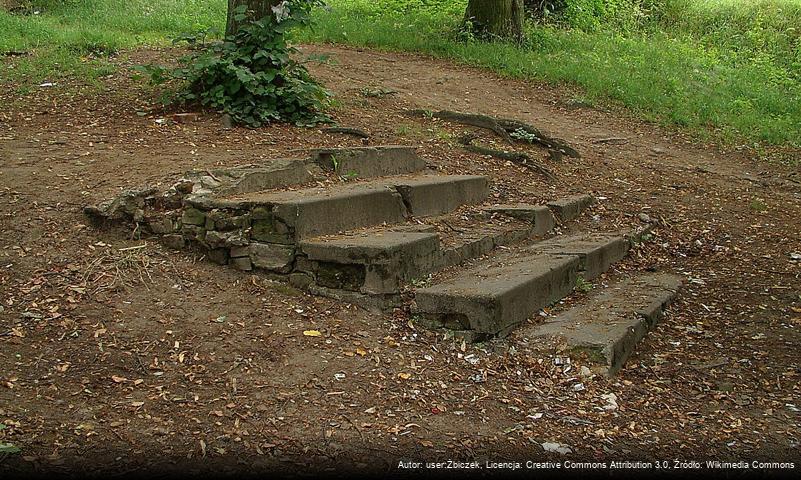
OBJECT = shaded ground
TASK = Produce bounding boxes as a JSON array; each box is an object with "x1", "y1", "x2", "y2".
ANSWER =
[{"x1": 0, "y1": 44, "x2": 799, "y2": 476}]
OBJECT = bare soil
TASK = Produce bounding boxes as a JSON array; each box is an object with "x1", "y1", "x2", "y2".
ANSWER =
[{"x1": 0, "y1": 44, "x2": 799, "y2": 476}]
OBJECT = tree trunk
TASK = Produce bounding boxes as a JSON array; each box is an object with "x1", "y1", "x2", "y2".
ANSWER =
[
  {"x1": 226, "y1": 0, "x2": 283, "y2": 36},
  {"x1": 464, "y1": 0, "x2": 525, "y2": 42}
]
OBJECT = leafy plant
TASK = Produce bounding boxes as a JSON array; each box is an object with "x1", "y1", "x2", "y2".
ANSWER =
[
  {"x1": 0, "y1": 443, "x2": 20, "y2": 454},
  {"x1": 510, "y1": 127, "x2": 540, "y2": 143},
  {"x1": 575, "y1": 276, "x2": 593, "y2": 292},
  {"x1": 134, "y1": 1, "x2": 331, "y2": 127},
  {"x1": 0, "y1": 423, "x2": 20, "y2": 456}
]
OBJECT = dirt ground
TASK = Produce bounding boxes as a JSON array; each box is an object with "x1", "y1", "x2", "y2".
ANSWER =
[{"x1": 0, "y1": 43, "x2": 799, "y2": 477}]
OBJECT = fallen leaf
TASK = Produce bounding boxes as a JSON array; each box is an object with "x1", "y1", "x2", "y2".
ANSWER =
[
  {"x1": 398, "y1": 372, "x2": 411, "y2": 380},
  {"x1": 303, "y1": 330, "x2": 322, "y2": 337},
  {"x1": 111, "y1": 376, "x2": 127, "y2": 384}
]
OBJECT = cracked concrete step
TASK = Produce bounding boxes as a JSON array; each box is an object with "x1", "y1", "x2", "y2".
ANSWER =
[
  {"x1": 298, "y1": 212, "x2": 534, "y2": 295},
  {"x1": 412, "y1": 231, "x2": 632, "y2": 341},
  {"x1": 185, "y1": 146, "x2": 425, "y2": 198},
  {"x1": 546, "y1": 194, "x2": 594, "y2": 222},
  {"x1": 484, "y1": 204, "x2": 556, "y2": 236},
  {"x1": 413, "y1": 254, "x2": 580, "y2": 340},
  {"x1": 519, "y1": 273, "x2": 682, "y2": 375},
  {"x1": 393, "y1": 175, "x2": 490, "y2": 216},
  {"x1": 300, "y1": 231, "x2": 441, "y2": 294},
  {"x1": 524, "y1": 232, "x2": 629, "y2": 280},
  {"x1": 208, "y1": 174, "x2": 489, "y2": 239},
  {"x1": 310, "y1": 145, "x2": 426, "y2": 178}
]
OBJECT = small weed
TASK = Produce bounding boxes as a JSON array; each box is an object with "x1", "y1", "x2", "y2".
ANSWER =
[
  {"x1": 570, "y1": 345, "x2": 606, "y2": 365},
  {"x1": 330, "y1": 155, "x2": 340, "y2": 171},
  {"x1": 509, "y1": 127, "x2": 541, "y2": 143},
  {"x1": 749, "y1": 198, "x2": 768, "y2": 212},
  {"x1": 575, "y1": 276, "x2": 593, "y2": 293},
  {"x1": 341, "y1": 170, "x2": 359, "y2": 181},
  {"x1": 433, "y1": 127, "x2": 455, "y2": 142},
  {"x1": 395, "y1": 124, "x2": 422, "y2": 137},
  {"x1": 631, "y1": 231, "x2": 654, "y2": 246}
]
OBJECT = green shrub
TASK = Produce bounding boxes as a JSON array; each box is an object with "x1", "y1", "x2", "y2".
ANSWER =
[{"x1": 136, "y1": 1, "x2": 330, "y2": 127}]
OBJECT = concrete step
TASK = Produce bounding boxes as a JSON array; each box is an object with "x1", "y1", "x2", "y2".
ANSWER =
[
  {"x1": 546, "y1": 194, "x2": 594, "y2": 222},
  {"x1": 523, "y1": 233, "x2": 629, "y2": 280},
  {"x1": 206, "y1": 174, "x2": 489, "y2": 240},
  {"x1": 187, "y1": 146, "x2": 425, "y2": 197},
  {"x1": 413, "y1": 253, "x2": 580, "y2": 341},
  {"x1": 484, "y1": 204, "x2": 556, "y2": 236},
  {"x1": 393, "y1": 175, "x2": 490, "y2": 217},
  {"x1": 412, "y1": 232, "x2": 631, "y2": 341},
  {"x1": 298, "y1": 210, "x2": 534, "y2": 295},
  {"x1": 519, "y1": 273, "x2": 681, "y2": 375},
  {"x1": 310, "y1": 146, "x2": 426, "y2": 178},
  {"x1": 300, "y1": 231, "x2": 441, "y2": 294}
]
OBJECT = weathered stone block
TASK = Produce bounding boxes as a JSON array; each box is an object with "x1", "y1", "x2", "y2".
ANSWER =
[
  {"x1": 161, "y1": 234, "x2": 185, "y2": 250},
  {"x1": 205, "y1": 230, "x2": 248, "y2": 249},
  {"x1": 522, "y1": 273, "x2": 681, "y2": 375},
  {"x1": 217, "y1": 214, "x2": 250, "y2": 231},
  {"x1": 252, "y1": 218, "x2": 293, "y2": 244},
  {"x1": 486, "y1": 204, "x2": 555, "y2": 236},
  {"x1": 250, "y1": 243, "x2": 295, "y2": 273},
  {"x1": 231, "y1": 256, "x2": 253, "y2": 271},
  {"x1": 311, "y1": 146, "x2": 426, "y2": 178},
  {"x1": 208, "y1": 248, "x2": 229, "y2": 265},
  {"x1": 181, "y1": 224, "x2": 206, "y2": 242},
  {"x1": 289, "y1": 272, "x2": 314, "y2": 289},
  {"x1": 182, "y1": 207, "x2": 206, "y2": 226},
  {"x1": 294, "y1": 256, "x2": 318, "y2": 273},
  {"x1": 147, "y1": 215, "x2": 177, "y2": 235},
  {"x1": 251, "y1": 206, "x2": 272, "y2": 220},
  {"x1": 527, "y1": 233, "x2": 629, "y2": 280}
]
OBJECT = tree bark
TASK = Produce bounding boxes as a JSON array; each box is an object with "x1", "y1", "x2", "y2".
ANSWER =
[
  {"x1": 226, "y1": 0, "x2": 283, "y2": 36},
  {"x1": 464, "y1": 0, "x2": 525, "y2": 42}
]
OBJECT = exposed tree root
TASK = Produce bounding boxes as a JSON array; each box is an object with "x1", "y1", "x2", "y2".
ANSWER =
[
  {"x1": 405, "y1": 109, "x2": 580, "y2": 159},
  {"x1": 323, "y1": 127, "x2": 370, "y2": 138},
  {"x1": 406, "y1": 109, "x2": 513, "y2": 143},
  {"x1": 457, "y1": 134, "x2": 556, "y2": 180}
]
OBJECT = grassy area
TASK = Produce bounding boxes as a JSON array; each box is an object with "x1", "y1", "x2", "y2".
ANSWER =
[
  {"x1": 0, "y1": 0, "x2": 225, "y2": 86},
  {"x1": 1, "y1": 0, "x2": 800, "y2": 151},
  {"x1": 298, "y1": 0, "x2": 801, "y2": 149}
]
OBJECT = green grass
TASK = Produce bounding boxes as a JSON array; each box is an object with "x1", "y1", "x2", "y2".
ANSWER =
[
  {"x1": 0, "y1": 0, "x2": 225, "y2": 84},
  {"x1": 298, "y1": 0, "x2": 801, "y2": 149},
  {"x1": 2, "y1": 0, "x2": 800, "y2": 152}
]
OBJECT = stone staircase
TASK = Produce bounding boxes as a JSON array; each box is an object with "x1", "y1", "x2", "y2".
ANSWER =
[{"x1": 85, "y1": 146, "x2": 681, "y2": 374}]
